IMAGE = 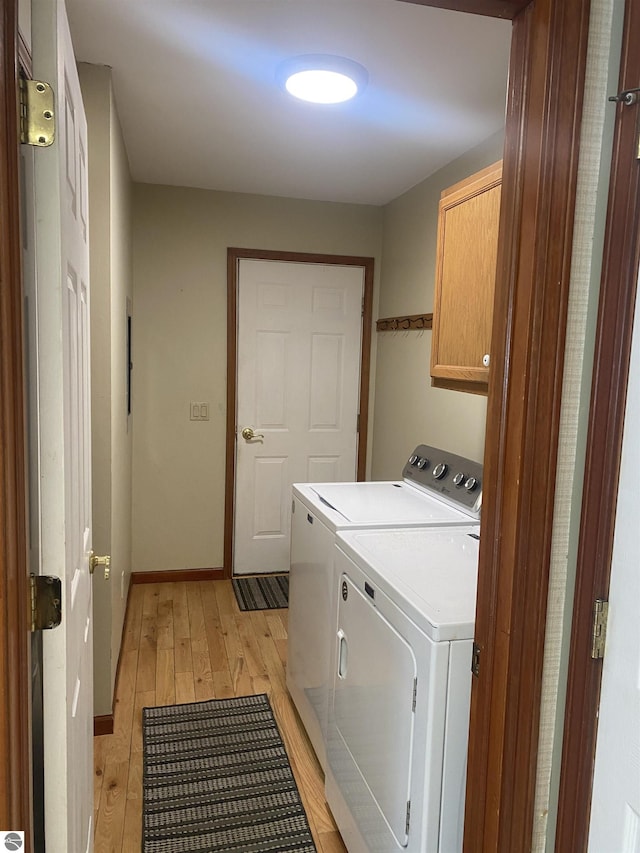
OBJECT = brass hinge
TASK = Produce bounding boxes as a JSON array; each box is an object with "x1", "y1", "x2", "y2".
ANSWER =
[
  {"x1": 471, "y1": 641, "x2": 481, "y2": 677},
  {"x1": 29, "y1": 574, "x2": 62, "y2": 632},
  {"x1": 19, "y1": 78, "x2": 55, "y2": 147},
  {"x1": 357, "y1": 412, "x2": 360, "y2": 433},
  {"x1": 590, "y1": 599, "x2": 609, "y2": 659}
]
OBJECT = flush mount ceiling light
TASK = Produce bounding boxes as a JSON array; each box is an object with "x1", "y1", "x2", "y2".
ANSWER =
[{"x1": 277, "y1": 54, "x2": 368, "y2": 104}]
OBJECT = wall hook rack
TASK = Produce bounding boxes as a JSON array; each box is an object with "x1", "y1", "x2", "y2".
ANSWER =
[{"x1": 376, "y1": 313, "x2": 432, "y2": 332}]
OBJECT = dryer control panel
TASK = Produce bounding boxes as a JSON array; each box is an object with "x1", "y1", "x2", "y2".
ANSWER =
[{"x1": 402, "y1": 444, "x2": 483, "y2": 518}]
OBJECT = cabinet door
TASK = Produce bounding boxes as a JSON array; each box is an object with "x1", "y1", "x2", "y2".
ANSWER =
[{"x1": 430, "y1": 161, "x2": 502, "y2": 392}]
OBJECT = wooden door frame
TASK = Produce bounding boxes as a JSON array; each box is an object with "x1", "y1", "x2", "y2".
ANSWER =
[
  {"x1": 404, "y1": 0, "x2": 530, "y2": 14},
  {"x1": 0, "y1": 0, "x2": 32, "y2": 844},
  {"x1": 408, "y1": 0, "x2": 591, "y2": 849},
  {"x1": 555, "y1": 0, "x2": 640, "y2": 847},
  {"x1": 223, "y1": 247, "x2": 374, "y2": 579},
  {"x1": 0, "y1": 2, "x2": 602, "y2": 852}
]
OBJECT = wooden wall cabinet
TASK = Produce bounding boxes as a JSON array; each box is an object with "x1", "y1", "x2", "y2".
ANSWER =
[{"x1": 430, "y1": 160, "x2": 502, "y2": 394}]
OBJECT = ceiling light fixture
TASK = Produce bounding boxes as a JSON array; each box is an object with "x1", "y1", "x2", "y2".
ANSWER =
[{"x1": 277, "y1": 54, "x2": 368, "y2": 104}]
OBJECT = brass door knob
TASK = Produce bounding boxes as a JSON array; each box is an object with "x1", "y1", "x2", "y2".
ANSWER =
[
  {"x1": 241, "y1": 427, "x2": 264, "y2": 441},
  {"x1": 89, "y1": 552, "x2": 111, "y2": 580}
]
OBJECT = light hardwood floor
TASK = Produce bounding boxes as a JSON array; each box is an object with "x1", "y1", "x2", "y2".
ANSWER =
[{"x1": 93, "y1": 579, "x2": 347, "y2": 853}]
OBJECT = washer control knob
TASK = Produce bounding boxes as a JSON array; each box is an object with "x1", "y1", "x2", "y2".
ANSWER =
[
  {"x1": 452, "y1": 472, "x2": 465, "y2": 487},
  {"x1": 464, "y1": 476, "x2": 478, "y2": 492},
  {"x1": 409, "y1": 454, "x2": 419, "y2": 466},
  {"x1": 417, "y1": 457, "x2": 428, "y2": 470},
  {"x1": 433, "y1": 462, "x2": 448, "y2": 480}
]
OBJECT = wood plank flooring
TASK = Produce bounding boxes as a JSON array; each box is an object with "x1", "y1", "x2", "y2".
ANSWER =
[{"x1": 93, "y1": 579, "x2": 347, "y2": 853}]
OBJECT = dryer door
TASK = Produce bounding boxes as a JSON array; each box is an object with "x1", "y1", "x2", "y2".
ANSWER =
[{"x1": 332, "y1": 571, "x2": 417, "y2": 849}]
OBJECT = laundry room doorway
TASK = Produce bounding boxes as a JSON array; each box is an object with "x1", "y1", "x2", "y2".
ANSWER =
[{"x1": 225, "y1": 249, "x2": 374, "y2": 577}]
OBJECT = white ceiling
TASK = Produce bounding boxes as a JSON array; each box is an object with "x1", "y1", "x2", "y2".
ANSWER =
[{"x1": 65, "y1": 1, "x2": 512, "y2": 206}]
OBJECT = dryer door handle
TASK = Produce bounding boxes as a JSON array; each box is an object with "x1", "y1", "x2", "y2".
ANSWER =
[{"x1": 337, "y1": 629, "x2": 348, "y2": 679}]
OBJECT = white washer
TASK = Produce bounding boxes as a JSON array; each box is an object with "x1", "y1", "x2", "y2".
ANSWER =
[
  {"x1": 326, "y1": 526, "x2": 480, "y2": 853},
  {"x1": 286, "y1": 445, "x2": 482, "y2": 770}
]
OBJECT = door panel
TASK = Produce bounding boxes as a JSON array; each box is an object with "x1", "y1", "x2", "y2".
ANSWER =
[
  {"x1": 33, "y1": 1, "x2": 94, "y2": 849},
  {"x1": 310, "y1": 334, "x2": 345, "y2": 428},
  {"x1": 307, "y1": 456, "x2": 340, "y2": 481},
  {"x1": 252, "y1": 456, "x2": 288, "y2": 536},
  {"x1": 257, "y1": 331, "x2": 287, "y2": 425},
  {"x1": 234, "y1": 259, "x2": 364, "y2": 575}
]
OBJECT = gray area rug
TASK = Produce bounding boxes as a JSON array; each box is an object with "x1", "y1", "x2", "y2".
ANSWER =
[
  {"x1": 232, "y1": 574, "x2": 289, "y2": 611},
  {"x1": 142, "y1": 693, "x2": 316, "y2": 852}
]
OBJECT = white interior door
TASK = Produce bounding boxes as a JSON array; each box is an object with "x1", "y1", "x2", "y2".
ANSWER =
[
  {"x1": 588, "y1": 262, "x2": 640, "y2": 852},
  {"x1": 234, "y1": 259, "x2": 364, "y2": 575},
  {"x1": 32, "y1": 2, "x2": 94, "y2": 850}
]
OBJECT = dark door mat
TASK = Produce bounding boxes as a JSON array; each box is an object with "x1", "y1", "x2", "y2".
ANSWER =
[
  {"x1": 142, "y1": 693, "x2": 316, "y2": 852},
  {"x1": 232, "y1": 574, "x2": 289, "y2": 611}
]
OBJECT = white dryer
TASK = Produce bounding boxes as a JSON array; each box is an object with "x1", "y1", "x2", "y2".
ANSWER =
[
  {"x1": 326, "y1": 526, "x2": 480, "y2": 853},
  {"x1": 286, "y1": 445, "x2": 482, "y2": 770}
]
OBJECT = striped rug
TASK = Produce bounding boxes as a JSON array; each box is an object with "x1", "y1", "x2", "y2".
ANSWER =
[
  {"x1": 232, "y1": 574, "x2": 289, "y2": 611},
  {"x1": 142, "y1": 694, "x2": 316, "y2": 852}
]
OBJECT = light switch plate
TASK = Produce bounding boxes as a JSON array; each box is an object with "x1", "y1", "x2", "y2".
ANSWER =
[{"x1": 190, "y1": 401, "x2": 209, "y2": 421}]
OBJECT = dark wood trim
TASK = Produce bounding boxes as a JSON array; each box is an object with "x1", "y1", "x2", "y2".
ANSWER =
[
  {"x1": 357, "y1": 259, "x2": 374, "y2": 481},
  {"x1": 464, "y1": 0, "x2": 591, "y2": 850},
  {"x1": 131, "y1": 568, "x2": 225, "y2": 584},
  {"x1": 555, "y1": 1, "x2": 640, "y2": 848},
  {"x1": 0, "y1": 0, "x2": 32, "y2": 845},
  {"x1": 224, "y1": 248, "x2": 239, "y2": 580},
  {"x1": 226, "y1": 248, "x2": 374, "y2": 267},
  {"x1": 224, "y1": 248, "x2": 374, "y2": 576},
  {"x1": 401, "y1": 0, "x2": 528, "y2": 18},
  {"x1": 93, "y1": 715, "x2": 114, "y2": 737}
]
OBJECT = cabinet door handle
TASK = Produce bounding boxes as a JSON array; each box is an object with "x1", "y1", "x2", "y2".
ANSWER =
[{"x1": 482, "y1": 353, "x2": 491, "y2": 367}]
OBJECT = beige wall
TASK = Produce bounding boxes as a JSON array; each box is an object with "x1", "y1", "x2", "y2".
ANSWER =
[
  {"x1": 109, "y1": 81, "x2": 134, "y2": 700},
  {"x1": 80, "y1": 64, "x2": 133, "y2": 715},
  {"x1": 371, "y1": 130, "x2": 504, "y2": 479},
  {"x1": 131, "y1": 185, "x2": 383, "y2": 572}
]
